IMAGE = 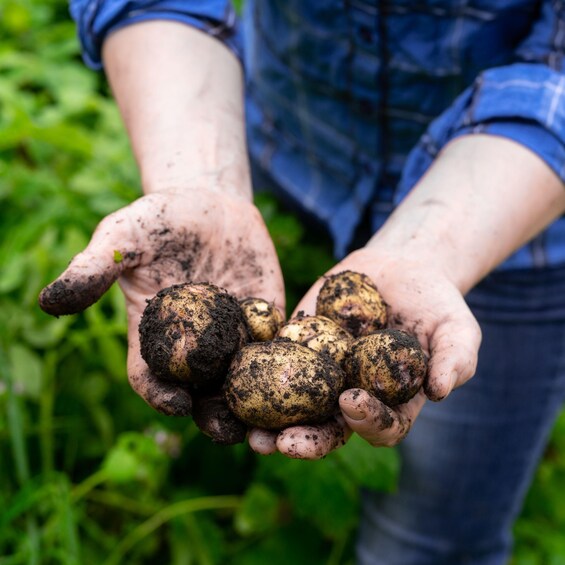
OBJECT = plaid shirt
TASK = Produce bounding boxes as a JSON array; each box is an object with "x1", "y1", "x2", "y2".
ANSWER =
[{"x1": 72, "y1": 0, "x2": 565, "y2": 269}]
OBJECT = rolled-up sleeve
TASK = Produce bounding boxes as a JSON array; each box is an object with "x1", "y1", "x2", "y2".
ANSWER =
[
  {"x1": 398, "y1": 1, "x2": 565, "y2": 200},
  {"x1": 69, "y1": 0, "x2": 241, "y2": 70}
]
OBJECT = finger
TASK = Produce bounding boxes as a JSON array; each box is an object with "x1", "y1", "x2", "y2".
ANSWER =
[
  {"x1": 424, "y1": 310, "x2": 482, "y2": 401},
  {"x1": 340, "y1": 388, "x2": 426, "y2": 447},
  {"x1": 39, "y1": 210, "x2": 140, "y2": 316},
  {"x1": 126, "y1": 306, "x2": 192, "y2": 416},
  {"x1": 248, "y1": 429, "x2": 278, "y2": 455},
  {"x1": 275, "y1": 416, "x2": 351, "y2": 459}
]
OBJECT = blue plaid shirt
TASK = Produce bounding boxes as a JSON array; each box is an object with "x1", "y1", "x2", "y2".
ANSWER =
[{"x1": 71, "y1": 0, "x2": 565, "y2": 269}]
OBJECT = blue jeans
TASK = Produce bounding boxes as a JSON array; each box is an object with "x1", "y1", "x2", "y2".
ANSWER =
[{"x1": 357, "y1": 267, "x2": 565, "y2": 565}]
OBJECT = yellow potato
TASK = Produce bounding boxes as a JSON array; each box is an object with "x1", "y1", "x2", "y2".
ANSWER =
[
  {"x1": 240, "y1": 297, "x2": 284, "y2": 342},
  {"x1": 277, "y1": 314, "x2": 352, "y2": 365},
  {"x1": 224, "y1": 341, "x2": 346, "y2": 430},
  {"x1": 191, "y1": 393, "x2": 247, "y2": 445},
  {"x1": 139, "y1": 282, "x2": 249, "y2": 387},
  {"x1": 344, "y1": 329, "x2": 426, "y2": 406},
  {"x1": 316, "y1": 270, "x2": 387, "y2": 337}
]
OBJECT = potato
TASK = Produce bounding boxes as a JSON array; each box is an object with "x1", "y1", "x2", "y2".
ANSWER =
[
  {"x1": 344, "y1": 329, "x2": 426, "y2": 406},
  {"x1": 191, "y1": 393, "x2": 247, "y2": 445},
  {"x1": 224, "y1": 341, "x2": 346, "y2": 430},
  {"x1": 139, "y1": 282, "x2": 249, "y2": 388},
  {"x1": 239, "y1": 297, "x2": 284, "y2": 342},
  {"x1": 316, "y1": 270, "x2": 387, "y2": 337},
  {"x1": 277, "y1": 314, "x2": 352, "y2": 365}
]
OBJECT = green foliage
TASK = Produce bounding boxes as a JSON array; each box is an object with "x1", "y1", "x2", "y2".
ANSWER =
[
  {"x1": 512, "y1": 411, "x2": 565, "y2": 564},
  {"x1": 0, "y1": 2, "x2": 393, "y2": 563},
  {"x1": 0, "y1": 1, "x2": 563, "y2": 564}
]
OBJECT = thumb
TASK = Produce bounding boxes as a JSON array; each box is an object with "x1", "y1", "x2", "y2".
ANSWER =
[{"x1": 39, "y1": 211, "x2": 140, "y2": 316}]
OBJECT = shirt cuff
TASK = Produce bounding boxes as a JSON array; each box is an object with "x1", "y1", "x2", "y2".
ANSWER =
[
  {"x1": 397, "y1": 62, "x2": 565, "y2": 203},
  {"x1": 70, "y1": 1, "x2": 242, "y2": 71}
]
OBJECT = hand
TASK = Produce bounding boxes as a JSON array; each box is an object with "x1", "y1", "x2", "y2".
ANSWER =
[
  {"x1": 249, "y1": 246, "x2": 481, "y2": 458},
  {"x1": 39, "y1": 190, "x2": 285, "y2": 416}
]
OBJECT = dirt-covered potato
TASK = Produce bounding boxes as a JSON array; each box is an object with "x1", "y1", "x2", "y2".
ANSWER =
[
  {"x1": 277, "y1": 314, "x2": 352, "y2": 365},
  {"x1": 224, "y1": 341, "x2": 346, "y2": 430},
  {"x1": 191, "y1": 393, "x2": 247, "y2": 445},
  {"x1": 316, "y1": 270, "x2": 387, "y2": 337},
  {"x1": 344, "y1": 329, "x2": 426, "y2": 406},
  {"x1": 139, "y1": 282, "x2": 249, "y2": 388},
  {"x1": 239, "y1": 297, "x2": 284, "y2": 342}
]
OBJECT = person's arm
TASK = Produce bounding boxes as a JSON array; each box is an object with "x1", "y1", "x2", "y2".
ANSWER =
[
  {"x1": 250, "y1": 134, "x2": 565, "y2": 458},
  {"x1": 102, "y1": 21, "x2": 250, "y2": 200},
  {"x1": 40, "y1": 21, "x2": 285, "y2": 416},
  {"x1": 250, "y1": 0, "x2": 565, "y2": 458}
]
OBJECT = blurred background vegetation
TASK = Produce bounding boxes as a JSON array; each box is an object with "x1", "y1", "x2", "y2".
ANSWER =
[{"x1": 0, "y1": 0, "x2": 564, "y2": 563}]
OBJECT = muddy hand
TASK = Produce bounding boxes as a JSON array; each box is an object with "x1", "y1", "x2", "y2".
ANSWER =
[
  {"x1": 249, "y1": 246, "x2": 481, "y2": 459},
  {"x1": 40, "y1": 191, "x2": 285, "y2": 416}
]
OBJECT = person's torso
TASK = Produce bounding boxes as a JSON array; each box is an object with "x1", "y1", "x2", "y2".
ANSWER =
[{"x1": 243, "y1": 0, "x2": 547, "y2": 260}]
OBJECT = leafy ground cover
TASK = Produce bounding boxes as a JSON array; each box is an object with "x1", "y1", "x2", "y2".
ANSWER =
[{"x1": 0, "y1": 1, "x2": 564, "y2": 563}]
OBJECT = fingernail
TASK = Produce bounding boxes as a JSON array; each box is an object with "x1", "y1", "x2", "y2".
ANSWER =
[{"x1": 342, "y1": 404, "x2": 366, "y2": 421}]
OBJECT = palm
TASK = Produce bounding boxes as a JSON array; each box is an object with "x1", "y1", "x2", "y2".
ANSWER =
[
  {"x1": 40, "y1": 191, "x2": 285, "y2": 415},
  {"x1": 250, "y1": 246, "x2": 481, "y2": 458}
]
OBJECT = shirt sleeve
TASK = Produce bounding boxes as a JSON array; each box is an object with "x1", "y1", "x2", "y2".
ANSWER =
[
  {"x1": 397, "y1": 1, "x2": 565, "y2": 201},
  {"x1": 69, "y1": 0, "x2": 241, "y2": 70}
]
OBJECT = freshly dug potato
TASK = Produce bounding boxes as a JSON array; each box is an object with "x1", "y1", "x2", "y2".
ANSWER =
[
  {"x1": 191, "y1": 393, "x2": 247, "y2": 445},
  {"x1": 316, "y1": 270, "x2": 387, "y2": 337},
  {"x1": 139, "y1": 282, "x2": 249, "y2": 388},
  {"x1": 239, "y1": 297, "x2": 284, "y2": 342},
  {"x1": 224, "y1": 341, "x2": 346, "y2": 430},
  {"x1": 277, "y1": 314, "x2": 352, "y2": 365},
  {"x1": 344, "y1": 329, "x2": 426, "y2": 406}
]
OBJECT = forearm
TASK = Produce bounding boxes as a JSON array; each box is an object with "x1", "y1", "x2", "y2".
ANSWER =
[
  {"x1": 370, "y1": 135, "x2": 565, "y2": 293},
  {"x1": 102, "y1": 21, "x2": 250, "y2": 199}
]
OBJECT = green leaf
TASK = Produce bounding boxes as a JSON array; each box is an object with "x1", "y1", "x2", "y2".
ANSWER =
[
  {"x1": 113, "y1": 250, "x2": 123, "y2": 264},
  {"x1": 101, "y1": 433, "x2": 169, "y2": 487},
  {"x1": 8, "y1": 343, "x2": 43, "y2": 400},
  {"x1": 258, "y1": 454, "x2": 358, "y2": 538},
  {"x1": 333, "y1": 434, "x2": 400, "y2": 492},
  {"x1": 234, "y1": 483, "x2": 279, "y2": 536}
]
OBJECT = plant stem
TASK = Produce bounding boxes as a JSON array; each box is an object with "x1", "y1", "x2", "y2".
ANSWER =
[
  {"x1": 71, "y1": 469, "x2": 107, "y2": 503},
  {"x1": 39, "y1": 350, "x2": 57, "y2": 475},
  {"x1": 103, "y1": 495, "x2": 241, "y2": 565},
  {"x1": 1, "y1": 345, "x2": 40, "y2": 565}
]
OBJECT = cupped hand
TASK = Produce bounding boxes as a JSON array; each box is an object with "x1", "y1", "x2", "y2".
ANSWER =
[
  {"x1": 249, "y1": 246, "x2": 481, "y2": 458},
  {"x1": 39, "y1": 190, "x2": 285, "y2": 416}
]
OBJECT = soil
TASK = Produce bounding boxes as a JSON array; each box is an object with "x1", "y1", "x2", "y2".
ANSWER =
[{"x1": 39, "y1": 273, "x2": 116, "y2": 316}]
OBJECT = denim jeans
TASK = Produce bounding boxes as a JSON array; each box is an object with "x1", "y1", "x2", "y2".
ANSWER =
[{"x1": 357, "y1": 267, "x2": 565, "y2": 565}]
